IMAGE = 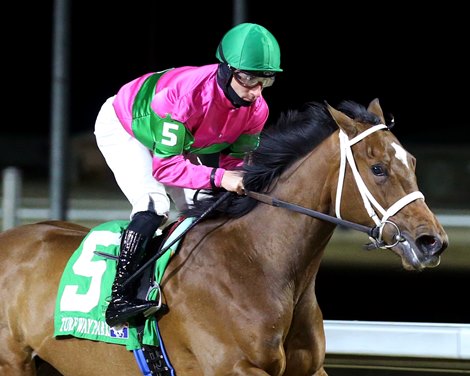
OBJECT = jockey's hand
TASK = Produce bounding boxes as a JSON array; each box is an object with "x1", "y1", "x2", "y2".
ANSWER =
[{"x1": 221, "y1": 170, "x2": 245, "y2": 195}]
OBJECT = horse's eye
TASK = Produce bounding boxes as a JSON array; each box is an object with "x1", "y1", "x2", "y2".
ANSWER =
[{"x1": 371, "y1": 164, "x2": 386, "y2": 176}]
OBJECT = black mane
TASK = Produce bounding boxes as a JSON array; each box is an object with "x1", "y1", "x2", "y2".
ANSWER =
[
  {"x1": 184, "y1": 100, "x2": 373, "y2": 219},
  {"x1": 243, "y1": 101, "x2": 338, "y2": 195}
]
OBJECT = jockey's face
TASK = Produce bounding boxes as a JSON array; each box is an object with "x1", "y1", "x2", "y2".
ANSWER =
[
  {"x1": 230, "y1": 70, "x2": 275, "y2": 104},
  {"x1": 230, "y1": 75, "x2": 263, "y2": 103}
]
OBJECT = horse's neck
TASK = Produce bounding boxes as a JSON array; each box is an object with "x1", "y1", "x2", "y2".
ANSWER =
[
  {"x1": 275, "y1": 133, "x2": 340, "y2": 217},
  {"x1": 236, "y1": 204, "x2": 332, "y2": 304},
  {"x1": 243, "y1": 136, "x2": 340, "y2": 280}
]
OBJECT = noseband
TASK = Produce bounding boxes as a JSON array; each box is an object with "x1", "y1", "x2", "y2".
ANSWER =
[{"x1": 247, "y1": 124, "x2": 425, "y2": 250}]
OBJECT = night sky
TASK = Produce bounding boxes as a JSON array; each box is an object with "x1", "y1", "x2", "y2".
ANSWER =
[{"x1": 12, "y1": 1, "x2": 470, "y2": 146}]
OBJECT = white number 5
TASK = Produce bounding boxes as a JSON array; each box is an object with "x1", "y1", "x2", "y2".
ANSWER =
[
  {"x1": 161, "y1": 122, "x2": 179, "y2": 146},
  {"x1": 60, "y1": 230, "x2": 120, "y2": 313}
]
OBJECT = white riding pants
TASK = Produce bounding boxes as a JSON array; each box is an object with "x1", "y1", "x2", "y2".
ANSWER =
[{"x1": 94, "y1": 96, "x2": 197, "y2": 219}]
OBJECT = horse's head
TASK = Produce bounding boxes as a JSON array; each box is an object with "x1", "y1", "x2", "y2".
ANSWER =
[
  {"x1": 187, "y1": 97, "x2": 448, "y2": 272},
  {"x1": 327, "y1": 98, "x2": 449, "y2": 271}
]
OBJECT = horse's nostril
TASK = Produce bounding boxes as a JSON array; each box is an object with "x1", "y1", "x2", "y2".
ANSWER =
[{"x1": 417, "y1": 235, "x2": 442, "y2": 256}]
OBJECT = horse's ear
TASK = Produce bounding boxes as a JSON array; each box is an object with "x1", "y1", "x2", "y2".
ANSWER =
[
  {"x1": 367, "y1": 98, "x2": 386, "y2": 124},
  {"x1": 325, "y1": 101, "x2": 358, "y2": 138}
]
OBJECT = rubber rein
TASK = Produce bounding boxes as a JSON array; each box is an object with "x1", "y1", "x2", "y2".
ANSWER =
[{"x1": 247, "y1": 124, "x2": 425, "y2": 250}]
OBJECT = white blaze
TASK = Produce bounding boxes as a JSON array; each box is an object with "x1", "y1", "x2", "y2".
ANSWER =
[{"x1": 391, "y1": 142, "x2": 409, "y2": 168}]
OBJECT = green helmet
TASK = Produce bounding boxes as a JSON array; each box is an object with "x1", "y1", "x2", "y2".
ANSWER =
[{"x1": 216, "y1": 23, "x2": 282, "y2": 73}]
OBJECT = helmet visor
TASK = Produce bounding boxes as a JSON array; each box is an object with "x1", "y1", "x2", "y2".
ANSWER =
[{"x1": 232, "y1": 70, "x2": 275, "y2": 89}]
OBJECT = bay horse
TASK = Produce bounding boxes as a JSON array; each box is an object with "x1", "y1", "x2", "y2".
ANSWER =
[{"x1": 0, "y1": 98, "x2": 448, "y2": 375}]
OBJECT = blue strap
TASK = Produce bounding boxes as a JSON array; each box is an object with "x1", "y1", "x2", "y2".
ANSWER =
[
  {"x1": 133, "y1": 321, "x2": 176, "y2": 375},
  {"x1": 155, "y1": 321, "x2": 176, "y2": 375},
  {"x1": 133, "y1": 348, "x2": 153, "y2": 376}
]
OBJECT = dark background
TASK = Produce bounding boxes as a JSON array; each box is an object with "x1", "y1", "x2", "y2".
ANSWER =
[
  {"x1": 6, "y1": 1, "x2": 470, "y2": 327},
  {"x1": 10, "y1": 1, "x2": 470, "y2": 145}
]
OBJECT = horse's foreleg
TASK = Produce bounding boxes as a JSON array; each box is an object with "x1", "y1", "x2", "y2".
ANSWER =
[
  {"x1": 283, "y1": 289, "x2": 328, "y2": 376},
  {"x1": 0, "y1": 326, "x2": 36, "y2": 376}
]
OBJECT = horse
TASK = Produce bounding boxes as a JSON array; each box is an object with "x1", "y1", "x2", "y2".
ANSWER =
[{"x1": 0, "y1": 98, "x2": 448, "y2": 376}]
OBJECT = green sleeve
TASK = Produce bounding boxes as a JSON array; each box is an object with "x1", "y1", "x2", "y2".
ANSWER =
[
  {"x1": 133, "y1": 113, "x2": 195, "y2": 158},
  {"x1": 225, "y1": 133, "x2": 260, "y2": 158}
]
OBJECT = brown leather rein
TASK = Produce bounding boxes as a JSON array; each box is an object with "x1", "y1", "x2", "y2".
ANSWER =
[{"x1": 245, "y1": 190, "x2": 380, "y2": 239}]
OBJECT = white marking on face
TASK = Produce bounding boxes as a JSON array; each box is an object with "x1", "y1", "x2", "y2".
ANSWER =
[{"x1": 391, "y1": 142, "x2": 409, "y2": 168}]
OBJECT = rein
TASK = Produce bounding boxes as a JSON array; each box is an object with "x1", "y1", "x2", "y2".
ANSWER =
[
  {"x1": 247, "y1": 124, "x2": 425, "y2": 250},
  {"x1": 246, "y1": 190, "x2": 379, "y2": 238}
]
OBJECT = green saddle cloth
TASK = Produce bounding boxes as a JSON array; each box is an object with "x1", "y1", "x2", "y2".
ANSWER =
[{"x1": 53, "y1": 217, "x2": 194, "y2": 350}]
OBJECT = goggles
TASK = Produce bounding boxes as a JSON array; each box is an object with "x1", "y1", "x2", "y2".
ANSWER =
[{"x1": 232, "y1": 70, "x2": 275, "y2": 89}]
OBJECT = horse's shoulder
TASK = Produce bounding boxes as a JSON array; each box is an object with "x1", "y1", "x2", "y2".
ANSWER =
[
  {"x1": 184, "y1": 218, "x2": 229, "y2": 246},
  {"x1": 163, "y1": 218, "x2": 229, "y2": 276}
]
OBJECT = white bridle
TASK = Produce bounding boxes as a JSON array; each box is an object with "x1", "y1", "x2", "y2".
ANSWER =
[{"x1": 335, "y1": 124, "x2": 425, "y2": 248}]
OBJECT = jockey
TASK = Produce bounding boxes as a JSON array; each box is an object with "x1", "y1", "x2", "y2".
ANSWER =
[{"x1": 94, "y1": 22, "x2": 283, "y2": 327}]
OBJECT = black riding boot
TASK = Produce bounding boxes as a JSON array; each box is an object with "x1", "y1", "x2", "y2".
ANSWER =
[{"x1": 105, "y1": 211, "x2": 164, "y2": 327}]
